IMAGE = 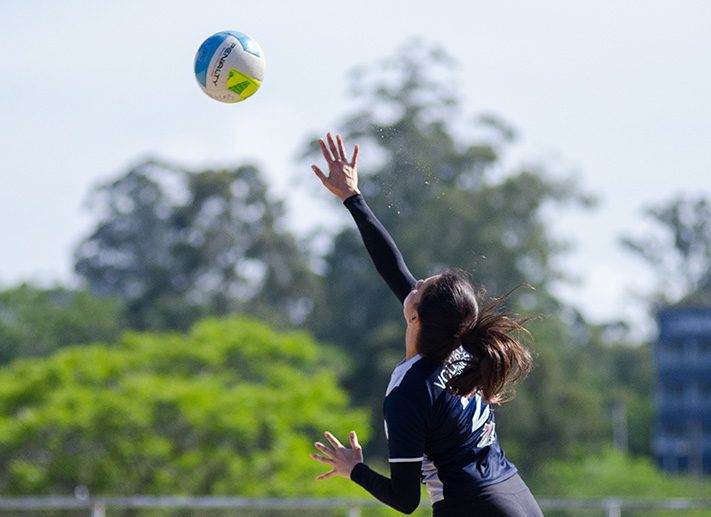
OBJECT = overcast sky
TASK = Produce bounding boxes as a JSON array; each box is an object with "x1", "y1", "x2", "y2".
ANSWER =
[{"x1": 2, "y1": 0, "x2": 710, "y2": 333}]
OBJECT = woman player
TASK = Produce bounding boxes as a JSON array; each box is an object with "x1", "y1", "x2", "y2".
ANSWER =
[{"x1": 309, "y1": 133, "x2": 543, "y2": 516}]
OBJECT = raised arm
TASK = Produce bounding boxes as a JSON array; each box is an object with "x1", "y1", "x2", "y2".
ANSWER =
[
  {"x1": 342, "y1": 195, "x2": 416, "y2": 303},
  {"x1": 312, "y1": 133, "x2": 416, "y2": 303}
]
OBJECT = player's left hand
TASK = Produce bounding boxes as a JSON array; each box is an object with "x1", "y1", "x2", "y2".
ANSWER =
[{"x1": 310, "y1": 430, "x2": 364, "y2": 480}]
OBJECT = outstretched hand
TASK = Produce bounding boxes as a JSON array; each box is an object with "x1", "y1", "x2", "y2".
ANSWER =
[
  {"x1": 311, "y1": 133, "x2": 360, "y2": 202},
  {"x1": 310, "y1": 430, "x2": 364, "y2": 481}
]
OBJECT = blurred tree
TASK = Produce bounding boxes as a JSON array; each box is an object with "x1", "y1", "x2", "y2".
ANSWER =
[
  {"x1": 622, "y1": 194, "x2": 711, "y2": 306},
  {"x1": 0, "y1": 284, "x2": 122, "y2": 363},
  {"x1": 74, "y1": 160, "x2": 317, "y2": 330},
  {"x1": 615, "y1": 194, "x2": 711, "y2": 473},
  {"x1": 300, "y1": 40, "x2": 598, "y2": 463},
  {"x1": 495, "y1": 315, "x2": 612, "y2": 472},
  {"x1": 586, "y1": 322, "x2": 653, "y2": 457},
  {"x1": 535, "y1": 448, "x2": 711, "y2": 499},
  {"x1": 0, "y1": 318, "x2": 368, "y2": 497}
]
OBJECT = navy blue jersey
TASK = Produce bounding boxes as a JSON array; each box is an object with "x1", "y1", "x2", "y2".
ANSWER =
[{"x1": 384, "y1": 348, "x2": 517, "y2": 503}]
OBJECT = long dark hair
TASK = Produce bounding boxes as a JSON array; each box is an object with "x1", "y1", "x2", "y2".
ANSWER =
[{"x1": 416, "y1": 271, "x2": 533, "y2": 404}]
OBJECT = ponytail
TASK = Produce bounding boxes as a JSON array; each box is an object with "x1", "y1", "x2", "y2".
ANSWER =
[
  {"x1": 446, "y1": 291, "x2": 533, "y2": 403},
  {"x1": 415, "y1": 271, "x2": 534, "y2": 404}
]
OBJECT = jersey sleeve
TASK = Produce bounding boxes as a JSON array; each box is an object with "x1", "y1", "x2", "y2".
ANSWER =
[
  {"x1": 384, "y1": 387, "x2": 428, "y2": 463},
  {"x1": 343, "y1": 194, "x2": 417, "y2": 304},
  {"x1": 350, "y1": 461, "x2": 422, "y2": 514}
]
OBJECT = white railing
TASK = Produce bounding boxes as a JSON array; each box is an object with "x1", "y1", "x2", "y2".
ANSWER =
[{"x1": 0, "y1": 495, "x2": 710, "y2": 516}]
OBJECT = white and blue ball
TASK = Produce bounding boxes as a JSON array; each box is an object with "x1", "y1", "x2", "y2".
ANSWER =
[{"x1": 194, "y1": 31, "x2": 265, "y2": 103}]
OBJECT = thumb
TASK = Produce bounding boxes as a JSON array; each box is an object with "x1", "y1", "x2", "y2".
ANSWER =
[{"x1": 311, "y1": 165, "x2": 327, "y2": 183}]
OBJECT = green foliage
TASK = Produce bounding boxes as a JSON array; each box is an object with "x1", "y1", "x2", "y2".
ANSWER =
[
  {"x1": 0, "y1": 318, "x2": 369, "y2": 496},
  {"x1": 0, "y1": 284, "x2": 122, "y2": 363},
  {"x1": 582, "y1": 323, "x2": 654, "y2": 456},
  {"x1": 499, "y1": 315, "x2": 654, "y2": 475},
  {"x1": 497, "y1": 315, "x2": 611, "y2": 471},
  {"x1": 74, "y1": 160, "x2": 318, "y2": 330},
  {"x1": 535, "y1": 449, "x2": 711, "y2": 498},
  {"x1": 622, "y1": 194, "x2": 711, "y2": 305}
]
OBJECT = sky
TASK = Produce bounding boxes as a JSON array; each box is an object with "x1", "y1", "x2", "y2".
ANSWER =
[{"x1": 1, "y1": 0, "x2": 710, "y2": 334}]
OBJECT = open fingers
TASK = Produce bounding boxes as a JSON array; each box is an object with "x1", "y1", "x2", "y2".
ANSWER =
[
  {"x1": 318, "y1": 139, "x2": 335, "y2": 164},
  {"x1": 310, "y1": 452, "x2": 334, "y2": 465},
  {"x1": 349, "y1": 430, "x2": 361, "y2": 450},
  {"x1": 313, "y1": 441, "x2": 334, "y2": 456},
  {"x1": 311, "y1": 165, "x2": 327, "y2": 183},
  {"x1": 323, "y1": 431, "x2": 344, "y2": 449},
  {"x1": 350, "y1": 143, "x2": 360, "y2": 167},
  {"x1": 336, "y1": 135, "x2": 348, "y2": 161},
  {"x1": 315, "y1": 469, "x2": 336, "y2": 481},
  {"x1": 327, "y1": 133, "x2": 340, "y2": 161}
]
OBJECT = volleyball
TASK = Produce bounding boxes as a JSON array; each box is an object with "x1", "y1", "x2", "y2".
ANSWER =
[{"x1": 194, "y1": 31, "x2": 265, "y2": 103}]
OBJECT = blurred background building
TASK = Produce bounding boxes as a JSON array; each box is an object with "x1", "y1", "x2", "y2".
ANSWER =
[{"x1": 655, "y1": 307, "x2": 711, "y2": 474}]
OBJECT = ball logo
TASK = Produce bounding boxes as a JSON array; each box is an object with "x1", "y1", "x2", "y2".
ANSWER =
[
  {"x1": 211, "y1": 42, "x2": 236, "y2": 86},
  {"x1": 226, "y1": 69, "x2": 261, "y2": 99}
]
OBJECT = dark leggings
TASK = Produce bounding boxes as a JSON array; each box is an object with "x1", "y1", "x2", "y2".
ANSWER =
[{"x1": 432, "y1": 474, "x2": 544, "y2": 516}]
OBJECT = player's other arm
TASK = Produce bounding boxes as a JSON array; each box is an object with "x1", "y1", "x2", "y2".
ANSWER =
[
  {"x1": 310, "y1": 430, "x2": 421, "y2": 514},
  {"x1": 350, "y1": 461, "x2": 422, "y2": 514},
  {"x1": 311, "y1": 133, "x2": 416, "y2": 303}
]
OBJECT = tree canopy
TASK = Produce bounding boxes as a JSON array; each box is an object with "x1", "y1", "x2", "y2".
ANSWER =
[
  {"x1": 623, "y1": 194, "x2": 711, "y2": 306},
  {"x1": 0, "y1": 318, "x2": 368, "y2": 496},
  {"x1": 0, "y1": 284, "x2": 122, "y2": 364},
  {"x1": 74, "y1": 160, "x2": 317, "y2": 330}
]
